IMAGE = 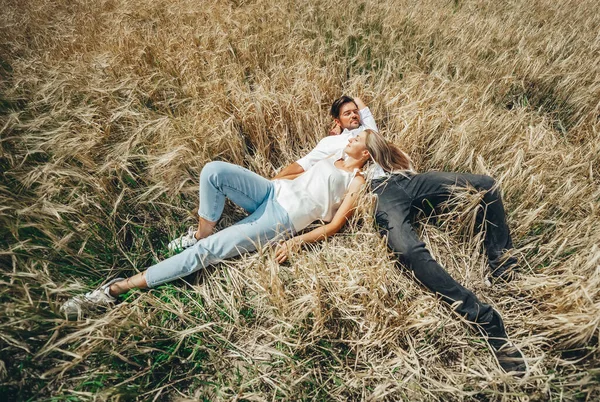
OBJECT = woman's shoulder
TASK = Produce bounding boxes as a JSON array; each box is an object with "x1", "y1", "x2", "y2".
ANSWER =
[{"x1": 351, "y1": 172, "x2": 366, "y2": 185}]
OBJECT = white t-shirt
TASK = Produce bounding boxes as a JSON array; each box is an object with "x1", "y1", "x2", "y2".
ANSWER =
[
  {"x1": 296, "y1": 107, "x2": 385, "y2": 179},
  {"x1": 273, "y1": 155, "x2": 359, "y2": 232}
]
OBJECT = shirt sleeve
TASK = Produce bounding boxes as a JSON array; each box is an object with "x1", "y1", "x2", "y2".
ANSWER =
[
  {"x1": 295, "y1": 106, "x2": 377, "y2": 171},
  {"x1": 359, "y1": 107, "x2": 378, "y2": 132},
  {"x1": 296, "y1": 137, "x2": 331, "y2": 171}
]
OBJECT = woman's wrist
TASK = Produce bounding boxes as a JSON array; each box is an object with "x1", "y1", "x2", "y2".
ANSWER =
[{"x1": 288, "y1": 237, "x2": 303, "y2": 251}]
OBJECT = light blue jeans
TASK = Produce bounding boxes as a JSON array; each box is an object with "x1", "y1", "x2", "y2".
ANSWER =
[{"x1": 145, "y1": 161, "x2": 294, "y2": 287}]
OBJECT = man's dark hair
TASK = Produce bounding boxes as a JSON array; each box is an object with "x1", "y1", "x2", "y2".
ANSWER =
[{"x1": 330, "y1": 95, "x2": 356, "y2": 119}]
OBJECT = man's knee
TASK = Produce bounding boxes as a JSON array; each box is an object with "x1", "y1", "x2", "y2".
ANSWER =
[
  {"x1": 474, "y1": 175, "x2": 496, "y2": 192},
  {"x1": 397, "y1": 242, "x2": 428, "y2": 265},
  {"x1": 384, "y1": 234, "x2": 427, "y2": 269}
]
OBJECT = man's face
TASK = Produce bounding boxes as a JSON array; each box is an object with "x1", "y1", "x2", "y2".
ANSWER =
[{"x1": 335, "y1": 102, "x2": 360, "y2": 130}]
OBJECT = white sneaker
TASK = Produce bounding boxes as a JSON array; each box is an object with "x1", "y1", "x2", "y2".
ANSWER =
[
  {"x1": 167, "y1": 226, "x2": 198, "y2": 251},
  {"x1": 61, "y1": 277, "x2": 124, "y2": 320}
]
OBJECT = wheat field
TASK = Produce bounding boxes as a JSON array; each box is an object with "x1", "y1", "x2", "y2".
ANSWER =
[{"x1": 1, "y1": 0, "x2": 599, "y2": 400}]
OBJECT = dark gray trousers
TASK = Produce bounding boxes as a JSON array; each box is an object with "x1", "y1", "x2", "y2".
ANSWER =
[{"x1": 372, "y1": 172, "x2": 517, "y2": 339}]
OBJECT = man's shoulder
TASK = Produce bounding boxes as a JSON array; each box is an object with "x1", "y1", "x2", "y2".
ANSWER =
[
  {"x1": 322, "y1": 131, "x2": 352, "y2": 142},
  {"x1": 344, "y1": 125, "x2": 374, "y2": 137}
]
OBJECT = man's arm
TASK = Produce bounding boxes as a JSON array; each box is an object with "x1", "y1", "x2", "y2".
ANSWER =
[
  {"x1": 353, "y1": 97, "x2": 367, "y2": 110},
  {"x1": 355, "y1": 97, "x2": 378, "y2": 132},
  {"x1": 273, "y1": 135, "x2": 332, "y2": 179},
  {"x1": 273, "y1": 162, "x2": 305, "y2": 180},
  {"x1": 328, "y1": 122, "x2": 342, "y2": 136}
]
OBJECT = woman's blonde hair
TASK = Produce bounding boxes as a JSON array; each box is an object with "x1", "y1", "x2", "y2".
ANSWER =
[{"x1": 364, "y1": 129, "x2": 415, "y2": 173}]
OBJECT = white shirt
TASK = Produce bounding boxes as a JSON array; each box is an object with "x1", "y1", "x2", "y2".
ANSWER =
[
  {"x1": 296, "y1": 107, "x2": 386, "y2": 179},
  {"x1": 273, "y1": 155, "x2": 359, "y2": 232}
]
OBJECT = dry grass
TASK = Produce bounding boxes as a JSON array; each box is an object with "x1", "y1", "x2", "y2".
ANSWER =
[{"x1": 1, "y1": 0, "x2": 599, "y2": 400}]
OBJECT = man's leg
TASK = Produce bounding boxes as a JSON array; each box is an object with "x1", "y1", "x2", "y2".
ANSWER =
[
  {"x1": 373, "y1": 176, "x2": 501, "y2": 331},
  {"x1": 373, "y1": 175, "x2": 525, "y2": 374},
  {"x1": 406, "y1": 172, "x2": 517, "y2": 279}
]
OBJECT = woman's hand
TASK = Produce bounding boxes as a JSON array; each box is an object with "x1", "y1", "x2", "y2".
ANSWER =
[{"x1": 275, "y1": 238, "x2": 301, "y2": 264}]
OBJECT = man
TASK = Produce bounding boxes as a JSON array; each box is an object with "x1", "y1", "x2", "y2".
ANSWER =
[
  {"x1": 273, "y1": 96, "x2": 383, "y2": 180},
  {"x1": 277, "y1": 95, "x2": 527, "y2": 375}
]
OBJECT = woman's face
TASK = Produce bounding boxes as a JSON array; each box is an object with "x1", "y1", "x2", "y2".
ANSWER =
[{"x1": 345, "y1": 131, "x2": 369, "y2": 160}]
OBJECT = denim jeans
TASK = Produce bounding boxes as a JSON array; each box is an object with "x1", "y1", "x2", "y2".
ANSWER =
[
  {"x1": 146, "y1": 162, "x2": 294, "y2": 287},
  {"x1": 371, "y1": 172, "x2": 517, "y2": 339}
]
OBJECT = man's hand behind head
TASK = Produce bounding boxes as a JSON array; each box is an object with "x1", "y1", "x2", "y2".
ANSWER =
[{"x1": 328, "y1": 122, "x2": 342, "y2": 136}]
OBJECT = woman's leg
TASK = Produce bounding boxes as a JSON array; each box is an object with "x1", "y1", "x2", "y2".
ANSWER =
[
  {"x1": 109, "y1": 162, "x2": 282, "y2": 296},
  {"x1": 109, "y1": 272, "x2": 148, "y2": 296},
  {"x1": 195, "y1": 161, "x2": 275, "y2": 239},
  {"x1": 142, "y1": 191, "x2": 292, "y2": 289}
]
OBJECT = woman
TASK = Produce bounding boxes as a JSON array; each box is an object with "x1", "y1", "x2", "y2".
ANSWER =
[{"x1": 61, "y1": 130, "x2": 413, "y2": 318}]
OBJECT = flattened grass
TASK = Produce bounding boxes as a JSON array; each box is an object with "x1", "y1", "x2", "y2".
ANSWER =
[{"x1": 1, "y1": 0, "x2": 599, "y2": 400}]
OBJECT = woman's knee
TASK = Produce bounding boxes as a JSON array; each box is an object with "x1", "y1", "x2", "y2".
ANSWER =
[{"x1": 200, "y1": 161, "x2": 230, "y2": 186}]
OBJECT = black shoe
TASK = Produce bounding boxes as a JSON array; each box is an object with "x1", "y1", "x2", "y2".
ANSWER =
[
  {"x1": 490, "y1": 263, "x2": 517, "y2": 283},
  {"x1": 489, "y1": 251, "x2": 518, "y2": 283},
  {"x1": 488, "y1": 337, "x2": 528, "y2": 376}
]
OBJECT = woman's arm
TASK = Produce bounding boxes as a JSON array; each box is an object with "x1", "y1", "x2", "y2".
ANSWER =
[{"x1": 275, "y1": 175, "x2": 366, "y2": 263}]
